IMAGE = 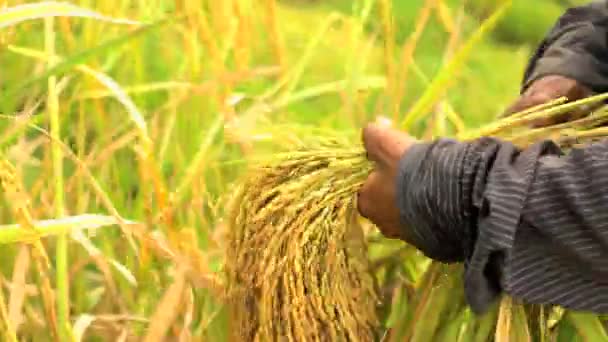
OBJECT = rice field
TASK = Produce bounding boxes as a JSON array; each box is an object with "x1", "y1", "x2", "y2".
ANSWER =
[{"x1": 0, "y1": 0, "x2": 606, "y2": 340}]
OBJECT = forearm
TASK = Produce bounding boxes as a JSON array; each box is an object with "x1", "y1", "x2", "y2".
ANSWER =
[
  {"x1": 396, "y1": 138, "x2": 608, "y2": 314},
  {"x1": 522, "y1": 0, "x2": 608, "y2": 93}
]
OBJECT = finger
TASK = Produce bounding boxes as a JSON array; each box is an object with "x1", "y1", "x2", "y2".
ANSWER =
[
  {"x1": 501, "y1": 92, "x2": 555, "y2": 118},
  {"x1": 357, "y1": 171, "x2": 379, "y2": 220},
  {"x1": 362, "y1": 124, "x2": 385, "y2": 163},
  {"x1": 363, "y1": 123, "x2": 415, "y2": 164},
  {"x1": 566, "y1": 98, "x2": 603, "y2": 122},
  {"x1": 530, "y1": 95, "x2": 601, "y2": 128}
]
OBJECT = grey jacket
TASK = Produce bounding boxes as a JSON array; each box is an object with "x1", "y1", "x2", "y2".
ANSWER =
[{"x1": 396, "y1": 0, "x2": 608, "y2": 314}]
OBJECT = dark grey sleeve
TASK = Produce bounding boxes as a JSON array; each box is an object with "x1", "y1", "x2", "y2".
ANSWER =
[
  {"x1": 395, "y1": 137, "x2": 608, "y2": 314},
  {"x1": 522, "y1": 0, "x2": 608, "y2": 93}
]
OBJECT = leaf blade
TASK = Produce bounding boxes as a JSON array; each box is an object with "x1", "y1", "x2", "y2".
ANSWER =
[{"x1": 0, "y1": 214, "x2": 136, "y2": 244}]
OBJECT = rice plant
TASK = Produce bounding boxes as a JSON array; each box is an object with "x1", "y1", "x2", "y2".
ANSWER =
[{"x1": 0, "y1": 0, "x2": 606, "y2": 340}]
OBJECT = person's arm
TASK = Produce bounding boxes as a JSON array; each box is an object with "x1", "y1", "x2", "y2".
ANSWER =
[
  {"x1": 503, "y1": 0, "x2": 608, "y2": 122},
  {"x1": 522, "y1": 0, "x2": 608, "y2": 93},
  {"x1": 394, "y1": 136, "x2": 608, "y2": 314},
  {"x1": 358, "y1": 1, "x2": 608, "y2": 314}
]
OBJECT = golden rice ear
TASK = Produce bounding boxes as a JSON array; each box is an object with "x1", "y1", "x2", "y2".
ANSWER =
[{"x1": 224, "y1": 145, "x2": 379, "y2": 341}]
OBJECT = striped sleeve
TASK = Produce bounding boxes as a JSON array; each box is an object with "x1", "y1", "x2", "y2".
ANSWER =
[
  {"x1": 521, "y1": 0, "x2": 608, "y2": 93},
  {"x1": 395, "y1": 137, "x2": 608, "y2": 314}
]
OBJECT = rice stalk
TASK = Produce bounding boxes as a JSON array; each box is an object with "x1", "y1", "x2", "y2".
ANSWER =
[
  {"x1": 225, "y1": 94, "x2": 608, "y2": 341},
  {"x1": 232, "y1": 0, "x2": 251, "y2": 72},
  {"x1": 0, "y1": 157, "x2": 59, "y2": 341},
  {"x1": 142, "y1": 265, "x2": 187, "y2": 342},
  {"x1": 379, "y1": 0, "x2": 396, "y2": 118},
  {"x1": 0, "y1": 274, "x2": 17, "y2": 342},
  {"x1": 0, "y1": 1, "x2": 141, "y2": 30},
  {"x1": 401, "y1": 1, "x2": 511, "y2": 129},
  {"x1": 391, "y1": 0, "x2": 435, "y2": 121},
  {"x1": 8, "y1": 246, "x2": 29, "y2": 333},
  {"x1": 44, "y1": 16, "x2": 71, "y2": 341},
  {"x1": 262, "y1": 0, "x2": 285, "y2": 73}
]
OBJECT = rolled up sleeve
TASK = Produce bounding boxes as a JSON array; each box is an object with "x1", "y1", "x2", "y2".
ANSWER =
[
  {"x1": 522, "y1": 0, "x2": 608, "y2": 93},
  {"x1": 396, "y1": 137, "x2": 608, "y2": 314}
]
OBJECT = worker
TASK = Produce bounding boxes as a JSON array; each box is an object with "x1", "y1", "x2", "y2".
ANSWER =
[{"x1": 358, "y1": 0, "x2": 608, "y2": 314}]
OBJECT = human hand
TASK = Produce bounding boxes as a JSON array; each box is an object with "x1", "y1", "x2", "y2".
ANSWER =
[
  {"x1": 357, "y1": 123, "x2": 418, "y2": 240},
  {"x1": 502, "y1": 75, "x2": 594, "y2": 127}
]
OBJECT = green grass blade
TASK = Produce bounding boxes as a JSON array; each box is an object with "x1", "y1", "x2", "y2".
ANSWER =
[
  {"x1": 400, "y1": 1, "x2": 512, "y2": 130},
  {"x1": 277, "y1": 13, "x2": 342, "y2": 102},
  {"x1": 76, "y1": 81, "x2": 197, "y2": 100},
  {"x1": 261, "y1": 12, "x2": 343, "y2": 101},
  {"x1": 71, "y1": 229, "x2": 138, "y2": 287},
  {"x1": 44, "y1": 15, "x2": 71, "y2": 341},
  {"x1": 0, "y1": 1, "x2": 142, "y2": 29},
  {"x1": 271, "y1": 76, "x2": 386, "y2": 110},
  {"x1": 72, "y1": 314, "x2": 96, "y2": 342},
  {"x1": 7, "y1": 45, "x2": 151, "y2": 160},
  {"x1": 173, "y1": 114, "x2": 224, "y2": 205},
  {"x1": 511, "y1": 303, "x2": 532, "y2": 341},
  {"x1": 566, "y1": 312, "x2": 608, "y2": 342},
  {"x1": 0, "y1": 215, "x2": 135, "y2": 244},
  {"x1": 1, "y1": 16, "x2": 175, "y2": 112}
]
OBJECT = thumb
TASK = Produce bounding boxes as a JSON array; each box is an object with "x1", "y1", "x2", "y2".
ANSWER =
[
  {"x1": 362, "y1": 123, "x2": 385, "y2": 163},
  {"x1": 374, "y1": 115, "x2": 393, "y2": 128},
  {"x1": 362, "y1": 123, "x2": 415, "y2": 164}
]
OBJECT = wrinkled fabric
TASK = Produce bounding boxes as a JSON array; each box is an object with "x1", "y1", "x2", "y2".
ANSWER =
[
  {"x1": 395, "y1": 1, "x2": 608, "y2": 314},
  {"x1": 397, "y1": 137, "x2": 608, "y2": 314},
  {"x1": 522, "y1": 0, "x2": 608, "y2": 93}
]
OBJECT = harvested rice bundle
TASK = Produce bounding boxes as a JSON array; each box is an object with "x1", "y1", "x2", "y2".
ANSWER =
[
  {"x1": 225, "y1": 140, "x2": 379, "y2": 341},
  {"x1": 224, "y1": 95, "x2": 608, "y2": 341}
]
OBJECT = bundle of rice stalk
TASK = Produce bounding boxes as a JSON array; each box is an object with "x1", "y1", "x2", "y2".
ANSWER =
[{"x1": 224, "y1": 94, "x2": 608, "y2": 341}]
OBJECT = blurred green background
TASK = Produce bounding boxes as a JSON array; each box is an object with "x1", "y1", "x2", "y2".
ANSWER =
[{"x1": 0, "y1": 0, "x2": 605, "y2": 340}]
